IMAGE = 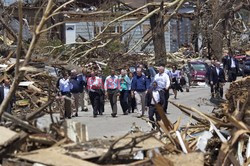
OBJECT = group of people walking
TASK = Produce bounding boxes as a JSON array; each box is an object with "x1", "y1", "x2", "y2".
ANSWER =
[
  {"x1": 57, "y1": 64, "x2": 186, "y2": 129},
  {"x1": 207, "y1": 54, "x2": 239, "y2": 99}
]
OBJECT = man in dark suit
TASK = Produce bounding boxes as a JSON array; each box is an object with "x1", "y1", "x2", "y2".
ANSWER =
[
  {"x1": 145, "y1": 81, "x2": 165, "y2": 129},
  {"x1": 0, "y1": 79, "x2": 14, "y2": 114},
  {"x1": 210, "y1": 61, "x2": 226, "y2": 98},
  {"x1": 225, "y1": 54, "x2": 239, "y2": 82}
]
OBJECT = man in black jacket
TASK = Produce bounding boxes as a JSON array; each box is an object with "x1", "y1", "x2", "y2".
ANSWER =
[
  {"x1": 0, "y1": 79, "x2": 14, "y2": 114},
  {"x1": 225, "y1": 54, "x2": 239, "y2": 82},
  {"x1": 145, "y1": 81, "x2": 165, "y2": 129},
  {"x1": 210, "y1": 61, "x2": 226, "y2": 98}
]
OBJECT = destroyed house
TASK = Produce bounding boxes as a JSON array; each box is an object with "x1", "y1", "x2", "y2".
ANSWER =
[{"x1": 64, "y1": 1, "x2": 194, "y2": 53}]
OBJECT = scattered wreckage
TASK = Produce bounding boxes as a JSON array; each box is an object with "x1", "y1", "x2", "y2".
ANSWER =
[{"x1": 0, "y1": 76, "x2": 249, "y2": 166}]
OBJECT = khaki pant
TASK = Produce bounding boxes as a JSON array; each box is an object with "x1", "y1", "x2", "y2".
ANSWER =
[
  {"x1": 79, "y1": 90, "x2": 88, "y2": 110},
  {"x1": 72, "y1": 93, "x2": 80, "y2": 112},
  {"x1": 134, "y1": 91, "x2": 146, "y2": 116},
  {"x1": 60, "y1": 93, "x2": 72, "y2": 118}
]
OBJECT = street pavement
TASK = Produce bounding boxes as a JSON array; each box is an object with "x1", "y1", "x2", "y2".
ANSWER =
[{"x1": 38, "y1": 84, "x2": 229, "y2": 139}]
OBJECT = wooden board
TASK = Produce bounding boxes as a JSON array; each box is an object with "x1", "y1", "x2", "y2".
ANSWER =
[
  {"x1": 167, "y1": 152, "x2": 204, "y2": 166},
  {"x1": 114, "y1": 132, "x2": 164, "y2": 150},
  {"x1": 16, "y1": 147, "x2": 97, "y2": 166},
  {"x1": 0, "y1": 126, "x2": 18, "y2": 146}
]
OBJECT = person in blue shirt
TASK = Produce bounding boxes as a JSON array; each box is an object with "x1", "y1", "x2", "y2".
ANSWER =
[
  {"x1": 131, "y1": 67, "x2": 150, "y2": 117},
  {"x1": 59, "y1": 71, "x2": 72, "y2": 119}
]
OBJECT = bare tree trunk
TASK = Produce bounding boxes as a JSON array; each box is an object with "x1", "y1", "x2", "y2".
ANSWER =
[
  {"x1": 147, "y1": 0, "x2": 166, "y2": 66},
  {"x1": 211, "y1": 0, "x2": 224, "y2": 60}
]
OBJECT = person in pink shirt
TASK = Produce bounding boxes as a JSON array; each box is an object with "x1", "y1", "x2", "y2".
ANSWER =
[{"x1": 87, "y1": 71, "x2": 103, "y2": 117}]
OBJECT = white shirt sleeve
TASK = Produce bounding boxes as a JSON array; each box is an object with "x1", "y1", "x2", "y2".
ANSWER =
[{"x1": 165, "y1": 74, "x2": 170, "y2": 89}]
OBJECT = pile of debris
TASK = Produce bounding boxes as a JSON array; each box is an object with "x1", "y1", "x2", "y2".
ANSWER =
[
  {"x1": 0, "y1": 76, "x2": 249, "y2": 166},
  {"x1": 0, "y1": 57, "x2": 61, "y2": 118}
]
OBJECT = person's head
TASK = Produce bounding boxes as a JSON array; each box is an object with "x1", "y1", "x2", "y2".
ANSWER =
[
  {"x1": 172, "y1": 65, "x2": 177, "y2": 71},
  {"x1": 91, "y1": 71, "x2": 96, "y2": 77},
  {"x1": 111, "y1": 69, "x2": 115, "y2": 76},
  {"x1": 139, "y1": 64, "x2": 144, "y2": 69},
  {"x1": 211, "y1": 59, "x2": 215, "y2": 65},
  {"x1": 62, "y1": 71, "x2": 68, "y2": 79},
  {"x1": 121, "y1": 69, "x2": 126, "y2": 76},
  {"x1": 136, "y1": 67, "x2": 142, "y2": 76},
  {"x1": 215, "y1": 61, "x2": 220, "y2": 68},
  {"x1": 128, "y1": 72, "x2": 133, "y2": 78},
  {"x1": 82, "y1": 67, "x2": 87, "y2": 75},
  {"x1": 158, "y1": 66, "x2": 165, "y2": 74},
  {"x1": 97, "y1": 70, "x2": 102, "y2": 76},
  {"x1": 205, "y1": 60, "x2": 211, "y2": 66},
  {"x1": 152, "y1": 81, "x2": 158, "y2": 90},
  {"x1": 3, "y1": 79, "x2": 10, "y2": 86},
  {"x1": 71, "y1": 69, "x2": 77, "y2": 77}
]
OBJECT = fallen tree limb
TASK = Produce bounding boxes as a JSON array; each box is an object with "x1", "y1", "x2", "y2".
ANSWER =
[
  {"x1": 3, "y1": 112, "x2": 43, "y2": 133},
  {"x1": 25, "y1": 98, "x2": 55, "y2": 121}
]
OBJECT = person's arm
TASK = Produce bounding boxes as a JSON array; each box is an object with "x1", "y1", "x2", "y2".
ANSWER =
[
  {"x1": 165, "y1": 74, "x2": 170, "y2": 90},
  {"x1": 104, "y1": 76, "x2": 108, "y2": 91},
  {"x1": 210, "y1": 68, "x2": 214, "y2": 85},
  {"x1": 131, "y1": 77, "x2": 136, "y2": 91},
  {"x1": 145, "y1": 90, "x2": 150, "y2": 107},
  {"x1": 145, "y1": 76, "x2": 150, "y2": 90},
  {"x1": 221, "y1": 69, "x2": 226, "y2": 82},
  {"x1": 0, "y1": 87, "x2": 3, "y2": 104}
]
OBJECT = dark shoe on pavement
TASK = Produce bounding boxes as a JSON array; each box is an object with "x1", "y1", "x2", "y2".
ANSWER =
[
  {"x1": 82, "y1": 108, "x2": 88, "y2": 112},
  {"x1": 137, "y1": 115, "x2": 144, "y2": 118},
  {"x1": 99, "y1": 112, "x2": 103, "y2": 115},
  {"x1": 111, "y1": 113, "x2": 117, "y2": 117},
  {"x1": 123, "y1": 112, "x2": 128, "y2": 115},
  {"x1": 93, "y1": 114, "x2": 97, "y2": 118}
]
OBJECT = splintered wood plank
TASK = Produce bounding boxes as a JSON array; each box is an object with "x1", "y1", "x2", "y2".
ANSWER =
[
  {"x1": 0, "y1": 126, "x2": 18, "y2": 146},
  {"x1": 114, "y1": 131, "x2": 164, "y2": 150},
  {"x1": 16, "y1": 147, "x2": 97, "y2": 166}
]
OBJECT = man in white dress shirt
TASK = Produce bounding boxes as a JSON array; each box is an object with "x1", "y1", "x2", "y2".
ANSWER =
[
  {"x1": 146, "y1": 81, "x2": 164, "y2": 129},
  {"x1": 154, "y1": 66, "x2": 171, "y2": 113},
  {"x1": 0, "y1": 79, "x2": 14, "y2": 114}
]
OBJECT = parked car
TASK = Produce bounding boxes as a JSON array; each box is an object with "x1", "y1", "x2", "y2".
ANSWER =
[{"x1": 183, "y1": 61, "x2": 208, "y2": 83}]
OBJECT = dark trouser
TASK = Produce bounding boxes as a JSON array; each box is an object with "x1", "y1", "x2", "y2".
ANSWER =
[
  {"x1": 215, "y1": 83, "x2": 223, "y2": 98},
  {"x1": 148, "y1": 105, "x2": 161, "y2": 129},
  {"x1": 120, "y1": 90, "x2": 129, "y2": 114},
  {"x1": 89, "y1": 91, "x2": 101, "y2": 116},
  {"x1": 211, "y1": 83, "x2": 224, "y2": 98},
  {"x1": 108, "y1": 89, "x2": 118, "y2": 115},
  {"x1": 99, "y1": 91, "x2": 105, "y2": 114},
  {"x1": 6, "y1": 104, "x2": 11, "y2": 114},
  {"x1": 61, "y1": 92, "x2": 71, "y2": 118},
  {"x1": 128, "y1": 90, "x2": 136, "y2": 113},
  {"x1": 163, "y1": 89, "x2": 169, "y2": 113},
  {"x1": 210, "y1": 84, "x2": 214, "y2": 94},
  {"x1": 228, "y1": 68, "x2": 237, "y2": 82}
]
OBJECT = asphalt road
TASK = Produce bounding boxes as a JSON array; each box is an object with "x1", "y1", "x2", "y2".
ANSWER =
[{"x1": 38, "y1": 83, "x2": 229, "y2": 139}]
